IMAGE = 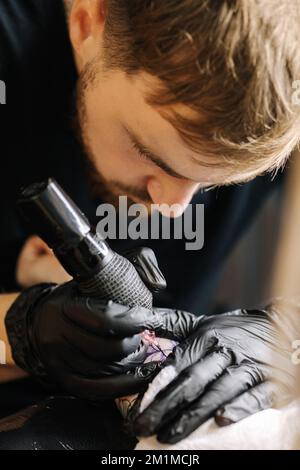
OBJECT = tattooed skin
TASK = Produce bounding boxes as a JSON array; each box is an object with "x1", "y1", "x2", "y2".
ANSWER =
[{"x1": 117, "y1": 337, "x2": 178, "y2": 418}]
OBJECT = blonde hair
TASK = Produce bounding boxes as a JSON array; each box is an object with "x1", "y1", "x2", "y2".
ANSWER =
[{"x1": 102, "y1": 0, "x2": 300, "y2": 179}]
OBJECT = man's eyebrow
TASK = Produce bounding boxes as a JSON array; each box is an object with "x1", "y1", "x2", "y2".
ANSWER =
[{"x1": 124, "y1": 125, "x2": 187, "y2": 180}]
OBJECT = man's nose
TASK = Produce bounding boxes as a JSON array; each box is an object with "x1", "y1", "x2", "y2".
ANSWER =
[{"x1": 147, "y1": 176, "x2": 199, "y2": 217}]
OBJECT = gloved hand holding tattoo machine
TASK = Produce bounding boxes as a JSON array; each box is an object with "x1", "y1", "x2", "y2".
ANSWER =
[{"x1": 5, "y1": 179, "x2": 182, "y2": 399}]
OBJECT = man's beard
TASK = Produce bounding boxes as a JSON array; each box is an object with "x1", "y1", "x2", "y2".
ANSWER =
[{"x1": 74, "y1": 59, "x2": 151, "y2": 208}]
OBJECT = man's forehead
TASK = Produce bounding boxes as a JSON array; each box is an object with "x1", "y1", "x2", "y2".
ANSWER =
[
  {"x1": 88, "y1": 67, "x2": 263, "y2": 187},
  {"x1": 131, "y1": 74, "x2": 248, "y2": 185}
]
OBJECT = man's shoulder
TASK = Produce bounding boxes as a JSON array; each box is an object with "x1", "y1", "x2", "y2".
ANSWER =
[
  {"x1": 0, "y1": 0, "x2": 62, "y2": 24},
  {"x1": 0, "y1": 0, "x2": 77, "y2": 208},
  {"x1": 0, "y1": 0, "x2": 63, "y2": 33},
  {"x1": 0, "y1": 0, "x2": 66, "y2": 72},
  {"x1": 0, "y1": 0, "x2": 75, "y2": 126}
]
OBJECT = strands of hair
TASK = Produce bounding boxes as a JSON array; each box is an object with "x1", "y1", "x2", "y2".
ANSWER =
[{"x1": 102, "y1": 0, "x2": 300, "y2": 178}]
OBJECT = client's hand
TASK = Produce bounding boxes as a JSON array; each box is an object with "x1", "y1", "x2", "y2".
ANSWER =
[
  {"x1": 134, "y1": 306, "x2": 297, "y2": 444},
  {"x1": 16, "y1": 236, "x2": 71, "y2": 287}
]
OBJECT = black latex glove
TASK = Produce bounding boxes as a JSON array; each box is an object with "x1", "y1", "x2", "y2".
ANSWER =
[
  {"x1": 134, "y1": 306, "x2": 297, "y2": 444},
  {"x1": 5, "y1": 248, "x2": 183, "y2": 400}
]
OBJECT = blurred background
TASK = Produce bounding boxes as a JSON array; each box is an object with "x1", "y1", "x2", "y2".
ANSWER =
[
  {"x1": 215, "y1": 186, "x2": 282, "y2": 310},
  {"x1": 216, "y1": 150, "x2": 300, "y2": 449}
]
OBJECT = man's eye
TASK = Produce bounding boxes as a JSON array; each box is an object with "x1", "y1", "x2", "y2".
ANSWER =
[
  {"x1": 200, "y1": 186, "x2": 216, "y2": 193},
  {"x1": 204, "y1": 186, "x2": 216, "y2": 192},
  {"x1": 137, "y1": 149, "x2": 149, "y2": 161},
  {"x1": 130, "y1": 139, "x2": 151, "y2": 162}
]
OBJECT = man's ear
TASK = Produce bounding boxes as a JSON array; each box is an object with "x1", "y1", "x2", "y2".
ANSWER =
[{"x1": 69, "y1": 0, "x2": 106, "y2": 68}]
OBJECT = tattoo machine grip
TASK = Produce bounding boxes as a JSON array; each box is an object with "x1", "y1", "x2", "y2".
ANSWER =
[{"x1": 17, "y1": 178, "x2": 153, "y2": 309}]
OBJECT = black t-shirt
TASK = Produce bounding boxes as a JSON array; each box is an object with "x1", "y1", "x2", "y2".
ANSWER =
[{"x1": 0, "y1": 0, "x2": 281, "y2": 314}]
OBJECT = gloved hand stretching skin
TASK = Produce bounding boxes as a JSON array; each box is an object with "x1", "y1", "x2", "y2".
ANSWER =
[
  {"x1": 133, "y1": 305, "x2": 298, "y2": 444},
  {"x1": 117, "y1": 336, "x2": 179, "y2": 418},
  {"x1": 5, "y1": 248, "x2": 189, "y2": 400}
]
